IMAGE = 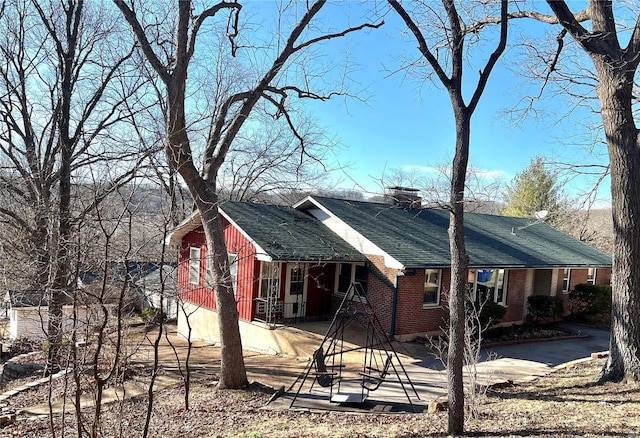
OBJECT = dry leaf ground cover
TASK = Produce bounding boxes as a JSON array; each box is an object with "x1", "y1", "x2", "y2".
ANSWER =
[{"x1": 1, "y1": 357, "x2": 639, "y2": 437}]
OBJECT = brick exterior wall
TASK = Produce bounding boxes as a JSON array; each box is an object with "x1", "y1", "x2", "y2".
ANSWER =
[
  {"x1": 362, "y1": 261, "x2": 536, "y2": 340},
  {"x1": 554, "y1": 267, "x2": 612, "y2": 316},
  {"x1": 503, "y1": 269, "x2": 528, "y2": 324},
  {"x1": 364, "y1": 255, "x2": 396, "y2": 334}
]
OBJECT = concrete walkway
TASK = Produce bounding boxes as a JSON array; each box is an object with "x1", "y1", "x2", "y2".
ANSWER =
[
  {"x1": 274, "y1": 322, "x2": 610, "y2": 412},
  {"x1": 17, "y1": 322, "x2": 610, "y2": 416}
]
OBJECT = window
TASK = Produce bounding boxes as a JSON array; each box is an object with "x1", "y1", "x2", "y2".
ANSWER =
[
  {"x1": 562, "y1": 268, "x2": 571, "y2": 293},
  {"x1": 495, "y1": 269, "x2": 507, "y2": 305},
  {"x1": 355, "y1": 265, "x2": 368, "y2": 294},
  {"x1": 424, "y1": 269, "x2": 441, "y2": 306},
  {"x1": 587, "y1": 268, "x2": 596, "y2": 285},
  {"x1": 188, "y1": 247, "x2": 201, "y2": 284},
  {"x1": 259, "y1": 262, "x2": 279, "y2": 299},
  {"x1": 337, "y1": 263, "x2": 353, "y2": 294},
  {"x1": 228, "y1": 254, "x2": 238, "y2": 294},
  {"x1": 468, "y1": 269, "x2": 508, "y2": 306},
  {"x1": 335, "y1": 263, "x2": 368, "y2": 295},
  {"x1": 205, "y1": 253, "x2": 238, "y2": 293},
  {"x1": 288, "y1": 265, "x2": 305, "y2": 295}
]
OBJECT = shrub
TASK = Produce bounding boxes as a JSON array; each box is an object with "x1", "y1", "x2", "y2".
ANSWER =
[
  {"x1": 466, "y1": 300, "x2": 507, "y2": 332},
  {"x1": 527, "y1": 295, "x2": 563, "y2": 323},
  {"x1": 8, "y1": 337, "x2": 42, "y2": 356},
  {"x1": 568, "y1": 283, "x2": 611, "y2": 321}
]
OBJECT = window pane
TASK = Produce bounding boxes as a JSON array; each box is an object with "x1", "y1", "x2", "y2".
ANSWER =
[
  {"x1": 496, "y1": 269, "x2": 507, "y2": 304},
  {"x1": 337, "y1": 264, "x2": 352, "y2": 293},
  {"x1": 587, "y1": 268, "x2": 596, "y2": 284},
  {"x1": 228, "y1": 254, "x2": 238, "y2": 294},
  {"x1": 467, "y1": 269, "x2": 477, "y2": 300},
  {"x1": 259, "y1": 262, "x2": 279, "y2": 298},
  {"x1": 355, "y1": 265, "x2": 368, "y2": 294},
  {"x1": 289, "y1": 266, "x2": 304, "y2": 295},
  {"x1": 424, "y1": 269, "x2": 440, "y2": 305},
  {"x1": 563, "y1": 269, "x2": 570, "y2": 292},
  {"x1": 189, "y1": 248, "x2": 200, "y2": 284},
  {"x1": 477, "y1": 269, "x2": 496, "y2": 303}
]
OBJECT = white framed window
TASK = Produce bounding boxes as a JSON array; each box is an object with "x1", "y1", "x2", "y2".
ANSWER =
[
  {"x1": 335, "y1": 263, "x2": 367, "y2": 295},
  {"x1": 288, "y1": 264, "x2": 305, "y2": 295},
  {"x1": 259, "y1": 262, "x2": 279, "y2": 299},
  {"x1": 188, "y1": 247, "x2": 201, "y2": 285},
  {"x1": 468, "y1": 269, "x2": 508, "y2": 306},
  {"x1": 424, "y1": 269, "x2": 441, "y2": 307},
  {"x1": 228, "y1": 253, "x2": 238, "y2": 294},
  {"x1": 205, "y1": 253, "x2": 238, "y2": 294},
  {"x1": 587, "y1": 268, "x2": 596, "y2": 285},
  {"x1": 562, "y1": 268, "x2": 571, "y2": 293}
]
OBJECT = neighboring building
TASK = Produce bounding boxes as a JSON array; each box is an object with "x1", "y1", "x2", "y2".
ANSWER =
[
  {"x1": 168, "y1": 194, "x2": 612, "y2": 353},
  {"x1": 78, "y1": 260, "x2": 162, "y2": 311},
  {"x1": 138, "y1": 263, "x2": 178, "y2": 319},
  {"x1": 3, "y1": 290, "x2": 117, "y2": 341}
]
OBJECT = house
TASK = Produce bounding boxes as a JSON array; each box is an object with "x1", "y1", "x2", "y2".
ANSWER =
[
  {"x1": 138, "y1": 264, "x2": 178, "y2": 319},
  {"x1": 167, "y1": 202, "x2": 367, "y2": 353},
  {"x1": 294, "y1": 195, "x2": 612, "y2": 340},
  {"x1": 3, "y1": 289, "x2": 117, "y2": 341},
  {"x1": 168, "y1": 194, "x2": 612, "y2": 353},
  {"x1": 78, "y1": 260, "x2": 162, "y2": 311}
]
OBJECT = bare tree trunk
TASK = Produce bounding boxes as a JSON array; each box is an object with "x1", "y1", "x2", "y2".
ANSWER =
[
  {"x1": 535, "y1": 0, "x2": 640, "y2": 384},
  {"x1": 198, "y1": 203, "x2": 247, "y2": 388},
  {"x1": 593, "y1": 61, "x2": 640, "y2": 382},
  {"x1": 47, "y1": 146, "x2": 72, "y2": 375},
  {"x1": 447, "y1": 110, "x2": 471, "y2": 434},
  {"x1": 164, "y1": 80, "x2": 248, "y2": 389}
]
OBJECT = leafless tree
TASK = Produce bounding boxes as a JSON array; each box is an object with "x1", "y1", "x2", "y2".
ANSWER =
[
  {"x1": 496, "y1": 0, "x2": 640, "y2": 383},
  {"x1": 0, "y1": 0, "x2": 151, "y2": 372},
  {"x1": 387, "y1": 0, "x2": 508, "y2": 433},
  {"x1": 114, "y1": 0, "x2": 382, "y2": 389}
]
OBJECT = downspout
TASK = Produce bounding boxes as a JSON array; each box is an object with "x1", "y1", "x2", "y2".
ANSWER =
[{"x1": 390, "y1": 272, "x2": 404, "y2": 339}]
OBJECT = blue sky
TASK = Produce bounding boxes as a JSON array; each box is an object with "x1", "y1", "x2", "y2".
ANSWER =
[{"x1": 243, "y1": 1, "x2": 612, "y2": 206}]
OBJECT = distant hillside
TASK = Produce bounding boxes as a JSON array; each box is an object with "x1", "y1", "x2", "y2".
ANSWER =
[{"x1": 582, "y1": 209, "x2": 614, "y2": 254}]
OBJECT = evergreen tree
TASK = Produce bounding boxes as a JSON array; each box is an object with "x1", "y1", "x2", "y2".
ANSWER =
[{"x1": 501, "y1": 156, "x2": 561, "y2": 221}]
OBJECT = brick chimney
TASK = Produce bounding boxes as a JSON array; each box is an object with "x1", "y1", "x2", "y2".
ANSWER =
[{"x1": 385, "y1": 186, "x2": 422, "y2": 208}]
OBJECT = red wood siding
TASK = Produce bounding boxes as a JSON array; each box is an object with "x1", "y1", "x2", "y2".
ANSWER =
[
  {"x1": 224, "y1": 216, "x2": 259, "y2": 320},
  {"x1": 306, "y1": 264, "x2": 335, "y2": 317},
  {"x1": 177, "y1": 216, "x2": 258, "y2": 321}
]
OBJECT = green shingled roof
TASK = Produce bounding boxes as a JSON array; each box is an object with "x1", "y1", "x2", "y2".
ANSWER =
[
  {"x1": 220, "y1": 201, "x2": 366, "y2": 262},
  {"x1": 306, "y1": 196, "x2": 612, "y2": 269}
]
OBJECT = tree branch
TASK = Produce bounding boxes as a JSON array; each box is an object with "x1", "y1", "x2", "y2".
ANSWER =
[
  {"x1": 112, "y1": 0, "x2": 170, "y2": 83},
  {"x1": 468, "y1": 0, "x2": 508, "y2": 113},
  {"x1": 295, "y1": 20, "x2": 383, "y2": 52},
  {"x1": 388, "y1": 0, "x2": 452, "y2": 88},
  {"x1": 624, "y1": 14, "x2": 640, "y2": 64},
  {"x1": 189, "y1": 2, "x2": 242, "y2": 58},
  {"x1": 466, "y1": 8, "x2": 590, "y2": 34},
  {"x1": 544, "y1": 1, "x2": 598, "y2": 54}
]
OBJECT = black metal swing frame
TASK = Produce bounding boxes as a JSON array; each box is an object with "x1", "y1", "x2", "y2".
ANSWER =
[{"x1": 289, "y1": 282, "x2": 420, "y2": 411}]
